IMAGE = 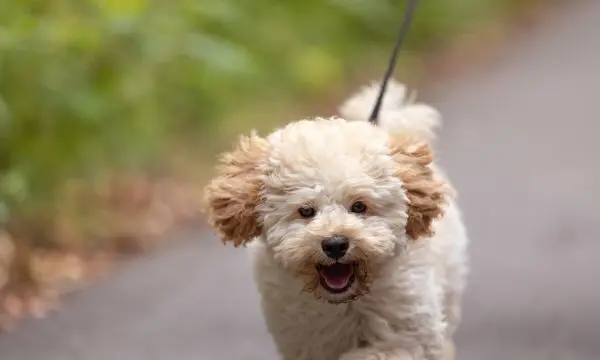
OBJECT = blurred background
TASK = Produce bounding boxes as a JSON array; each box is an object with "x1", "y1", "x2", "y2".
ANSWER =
[{"x1": 2, "y1": 0, "x2": 599, "y2": 359}]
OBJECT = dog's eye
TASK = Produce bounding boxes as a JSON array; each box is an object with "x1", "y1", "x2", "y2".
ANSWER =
[
  {"x1": 298, "y1": 206, "x2": 316, "y2": 218},
  {"x1": 350, "y1": 201, "x2": 367, "y2": 214}
]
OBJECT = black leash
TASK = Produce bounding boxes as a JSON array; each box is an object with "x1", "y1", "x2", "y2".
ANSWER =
[{"x1": 368, "y1": 0, "x2": 419, "y2": 124}]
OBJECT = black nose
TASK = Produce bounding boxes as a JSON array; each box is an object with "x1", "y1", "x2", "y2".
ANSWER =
[{"x1": 321, "y1": 236, "x2": 349, "y2": 260}]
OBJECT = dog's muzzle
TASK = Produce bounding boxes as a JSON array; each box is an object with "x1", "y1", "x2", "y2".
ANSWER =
[{"x1": 317, "y1": 235, "x2": 356, "y2": 294}]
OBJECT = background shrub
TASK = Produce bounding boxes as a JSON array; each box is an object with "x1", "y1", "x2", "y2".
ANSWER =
[{"x1": 0, "y1": 0, "x2": 535, "y2": 240}]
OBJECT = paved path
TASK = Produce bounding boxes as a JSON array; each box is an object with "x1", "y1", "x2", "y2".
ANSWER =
[{"x1": 1, "y1": 1, "x2": 599, "y2": 359}]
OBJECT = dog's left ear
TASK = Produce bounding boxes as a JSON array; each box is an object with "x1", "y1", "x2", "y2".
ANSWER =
[
  {"x1": 202, "y1": 133, "x2": 269, "y2": 247},
  {"x1": 388, "y1": 134, "x2": 448, "y2": 240}
]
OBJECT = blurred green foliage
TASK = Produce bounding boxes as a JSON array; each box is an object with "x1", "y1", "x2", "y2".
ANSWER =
[{"x1": 0, "y1": 0, "x2": 531, "y2": 228}]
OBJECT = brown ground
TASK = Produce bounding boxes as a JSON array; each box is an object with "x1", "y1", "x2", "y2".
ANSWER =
[{"x1": 0, "y1": 0, "x2": 599, "y2": 359}]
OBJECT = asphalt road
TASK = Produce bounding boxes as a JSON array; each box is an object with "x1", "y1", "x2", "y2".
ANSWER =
[{"x1": 1, "y1": 1, "x2": 599, "y2": 359}]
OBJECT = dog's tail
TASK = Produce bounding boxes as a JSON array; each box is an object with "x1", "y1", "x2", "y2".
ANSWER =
[{"x1": 338, "y1": 80, "x2": 440, "y2": 142}]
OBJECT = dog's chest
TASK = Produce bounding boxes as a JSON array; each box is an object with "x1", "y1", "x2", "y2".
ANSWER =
[{"x1": 266, "y1": 301, "x2": 370, "y2": 360}]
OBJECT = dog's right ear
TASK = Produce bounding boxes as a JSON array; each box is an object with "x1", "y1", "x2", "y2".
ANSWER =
[{"x1": 202, "y1": 133, "x2": 269, "y2": 247}]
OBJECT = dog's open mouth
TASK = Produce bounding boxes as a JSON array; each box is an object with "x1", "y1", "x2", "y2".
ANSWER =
[{"x1": 317, "y1": 263, "x2": 355, "y2": 293}]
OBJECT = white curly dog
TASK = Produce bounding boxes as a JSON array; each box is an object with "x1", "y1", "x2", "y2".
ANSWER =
[{"x1": 203, "y1": 81, "x2": 469, "y2": 360}]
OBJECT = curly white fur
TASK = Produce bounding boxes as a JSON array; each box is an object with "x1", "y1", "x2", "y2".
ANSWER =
[
  {"x1": 204, "y1": 80, "x2": 469, "y2": 360},
  {"x1": 339, "y1": 81, "x2": 441, "y2": 142}
]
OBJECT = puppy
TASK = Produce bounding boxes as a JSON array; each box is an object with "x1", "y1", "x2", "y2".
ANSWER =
[{"x1": 203, "y1": 80, "x2": 469, "y2": 360}]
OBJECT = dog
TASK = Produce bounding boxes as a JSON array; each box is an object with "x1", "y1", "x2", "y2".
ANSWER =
[{"x1": 202, "y1": 80, "x2": 469, "y2": 360}]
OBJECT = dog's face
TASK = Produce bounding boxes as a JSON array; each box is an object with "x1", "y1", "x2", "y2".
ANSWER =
[{"x1": 204, "y1": 118, "x2": 447, "y2": 303}]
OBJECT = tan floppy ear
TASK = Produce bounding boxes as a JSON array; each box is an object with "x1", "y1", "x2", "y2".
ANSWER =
[
  {"x1": 202, "y1": 133, "x2": 269, "y2": 246},
  {"x1": 388, "y1": 134, "x2": 448, "y2": 240}
]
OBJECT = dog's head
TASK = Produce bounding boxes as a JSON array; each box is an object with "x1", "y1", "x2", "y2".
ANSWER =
[{"x1": 203, "y1": 118, "x2": 447, "y2": 303}]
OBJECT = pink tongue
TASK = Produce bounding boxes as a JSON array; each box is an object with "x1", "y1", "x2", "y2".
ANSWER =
[{"x1": 323, "y1": 274, "x2": 351, "y2": 289}]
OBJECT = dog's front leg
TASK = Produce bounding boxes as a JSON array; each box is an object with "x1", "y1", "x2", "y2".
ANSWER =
[
  {"x1": 339, "y1": 339, "x2": 454, "y2": 360},
  {"x1": 339, "y1": 344, "x2": 424, "y2": 360},
  {"x1": 339, "y1": 331, "x2": 449, "y2": 360}
]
